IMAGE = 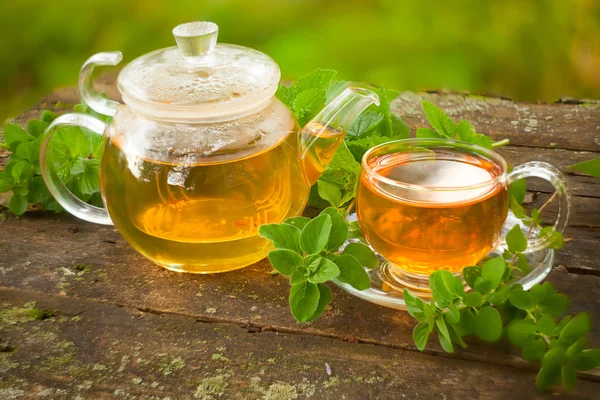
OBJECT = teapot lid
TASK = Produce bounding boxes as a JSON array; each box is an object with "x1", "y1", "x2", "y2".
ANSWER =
[{"x1": 117, "y1": 22, "x2": 280, "y2": 122}]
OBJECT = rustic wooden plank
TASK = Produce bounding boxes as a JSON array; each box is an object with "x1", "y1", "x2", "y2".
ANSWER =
[
  {"x1": 393, "y1": 92, "x2": 600, "y2": 152},
  {"x1": 497, "y1": 147, "x2": 600, "y2": 199},
  {"x1": 0, "y1": 212, "x2": 598, "y2": 382},
  {"x1": 2, "y1": 287, "x2": 595, "y2": 399}
]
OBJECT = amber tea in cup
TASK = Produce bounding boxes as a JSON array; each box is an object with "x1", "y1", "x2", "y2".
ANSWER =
[{"x1": 356, "y1": 138, "x2": 570, "y2": 290}]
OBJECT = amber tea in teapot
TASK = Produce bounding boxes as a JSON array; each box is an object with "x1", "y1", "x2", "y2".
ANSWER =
[{"x1": 39, "y1": 21, "x2": 379, "y2": 273}]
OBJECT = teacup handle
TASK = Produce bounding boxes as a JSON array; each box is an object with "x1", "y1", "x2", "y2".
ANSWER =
[
  {"x1": 39, "y1": 113, "x2": 113, "y2": 225},
  {"x1": 502, "y1": 161, "x2": 571, "y2": 253}
]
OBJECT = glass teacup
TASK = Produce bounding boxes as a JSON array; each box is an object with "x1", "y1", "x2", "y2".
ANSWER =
[{"x1": 355, "y1": 138, "x2": 570, "y2": 291}]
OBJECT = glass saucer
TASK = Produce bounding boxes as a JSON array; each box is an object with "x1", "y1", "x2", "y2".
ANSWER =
[{"x1": 332, "y1": 211, "x2": 555, "y2": 310}]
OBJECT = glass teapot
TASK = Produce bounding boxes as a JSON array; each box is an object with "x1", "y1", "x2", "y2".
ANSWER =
[{"x1": 40, "y1": 22, "x2": 379, "y2": 273}]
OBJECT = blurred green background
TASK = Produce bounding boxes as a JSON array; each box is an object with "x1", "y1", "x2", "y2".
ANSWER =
[{"x1": 1, "y1": 0, "x2": 599, "y2": 121}]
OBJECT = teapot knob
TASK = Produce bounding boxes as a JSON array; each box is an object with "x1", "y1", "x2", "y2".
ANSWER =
[{"x1": 173, "y1": 21, "x2": 219, "y2": 59}]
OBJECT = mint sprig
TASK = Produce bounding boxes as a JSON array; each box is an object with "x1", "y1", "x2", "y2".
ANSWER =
[
  {"x1": 405, "y1": 201, "x2": 599, "y2": 391},
  {"x1": 259, "y1": 207, "x2": 377, "y2": 322},
  {"x1": 0, "y1": 103, "x2": 109, "y2": 215}
]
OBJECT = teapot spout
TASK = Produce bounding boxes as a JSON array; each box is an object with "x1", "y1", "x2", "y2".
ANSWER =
[{"x1": 299, "y1": 87, "x2": 380, "y2": 186}]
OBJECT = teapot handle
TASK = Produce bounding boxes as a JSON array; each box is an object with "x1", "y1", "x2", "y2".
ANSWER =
[
  {"x1": 79, "y1": 51, "x2": 123, "y2": 117},
  {"x1": 39, "y1": 113, "x2": 113, "y2": 225}
]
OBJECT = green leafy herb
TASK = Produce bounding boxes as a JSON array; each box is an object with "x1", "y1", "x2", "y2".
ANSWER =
[
  {"x1": 0, "y1": 103, "x2": 109, "y2": 215},
  {"x1": 260, "y1": 207, "x2": 377, "y2": 322},
  {"x1": 404, "y1": 195, "x2": 596, "y2": 391}
]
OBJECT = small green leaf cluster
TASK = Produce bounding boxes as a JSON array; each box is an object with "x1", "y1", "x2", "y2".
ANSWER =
[
  {"x1": 417, "y1": 100, "x2": 507, "y2": 149},
  {"x1": 406, "y1": 224, "x2": 599, "y2": 391},
  {"x1": 277, "y1": 71, "x2": 514, "y2": 211},
  {"x1": 0, "y1": 104, "x2": 109, "y2": 215},
  {"x1": 259, "y1": 207, "x2": 378, "y2": 322},
  {"x1": 277, "y1": 70, "x2": 410, "y2": 210}
]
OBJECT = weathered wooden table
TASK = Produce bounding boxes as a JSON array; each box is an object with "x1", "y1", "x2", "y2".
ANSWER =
[{"x1": 1, "y1": 81, "x2": 599, "y2": 399}]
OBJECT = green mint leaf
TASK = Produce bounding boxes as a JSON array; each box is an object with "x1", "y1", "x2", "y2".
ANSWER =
[
  {"x1": 311, "y1": 141, "x2": 361, "y2": 207},
  {"x1": 459, "y1": 309, "x2": 476, "y2": 336},
  {"x1": 463, "y1": 291, "x2": 483, "y2": 308},
  {"x1": 56, "y1": 126, "x2": 94, "y2": 158},
  {"x1": 556, "y1": 315, "x2": 571, "y2": 333},
  {"x1": 346, "y1": 135, "x2": 392, "y2": 163},
  {"x1": 473, "y1": 276, "x2": 491, "y2": 294},
  {"x1": 437, "y1": 326, "x2": 454, "y2": 353},
  {"x1": 559, "y1": 313, "x2": 591, "y2": 344},
  {"x1": 317, "y1": 180, "x2": 342, "y2": 208},
  {"x1": 562, "y1": 365, "x2": 577, "y2": 391},
  {"x1": 390, "y1": 115, "x2": 410, "y2": 138},
  {"x1": 508, "y1": 178, "x2": 527, "y2": 205},
  {"x1": 27, "y1": 176, "x2": 46, "y2": 204},
  {"x1": 40, "y1": 110, "x2": 57, "y2": 124},
  {"x1": 321, "y1": 208, "x2": 348, "y2": 251},
  {"x1": 481, "y1": 257, "x2": 506, "y2": 290},
  {"x1": 15, "y1": 141, "x2": 38, "y2": 163},
  {"x1": 487, "y1": 284, "x2": 511, "y2": 305},
  {"x1": 341, "y1": 242, "x2": 378, "y2": 269},
  {"x1": 0, "y1": 174, "x2": 13, "y2": 193},
  {"x1": 3, "y1": 124, "x2": 32, "y2": 151},
  {"x1": 306, "y1": 283, "x2": 333, "y2": 322},
  {"x1": 308, "y1": 258, "x2": 340, "y2": 284},
  {"x1": 429, "y1": 270, "x2": 455, "y2": 307},
  {"x1": 566, "y1": 338, "x2": 587, "y2": 359},
  {"x1": 536, "y1": 365, "x2": 561, "y2": 391},
  {"x1": 507, "y1": 288, "x2": 532, "y2": 310},
  {"x1": 347, "y1": 110, "x2": 383, "y2": 138},
  {"x1": 537, "y1": 314, "x2": 557, "y2": 336},
  {"x1": 474, "y1": 306, "x2": 502, "y2": 342},
  {"x1": 27, "y1": 119, "x2": 49, "y2": 138},
  {"x1": 293, "y1": 88, "x2": 327, "y2": 126},
  {"x1": 522, "y1": 338, "x2": 547, "y2": 361},
  {"x1": 284, "y1": 216, "x2": 311, "y2": 230},
  {"x1": 530, "y1": 284, "x2": 547, "y2": 304},
  {"x1": 506, "y1": 225, "x2": 527, "y2": 253},
  {"x1": 403, "y1": 289, "x2": 427, "y2": 322},
  {"x1": 540, "y1": 294, "x2": 568, "y2": 317},
  {"x1": 259, "y1": 223, "x2": 302, "y2": 254},
  {"x1": 415, "y1": 127, "x2": 442, "y2": 139},
  {"x1": 435, "y1": 316, "x2": 450, "y2": 340},
  {"x1": 9, "y1": 194, "x2": 28, "y2": 216},
  {"x1": 295, "y1": 69, "x2": 337, "y2": 93},
  {"x1": 374, "y1": 86, "x2": 399, "y2": 137},
  {"x1": 77, "y1": 158, "x2": 100, "y2": 195},
  {"x1": 569, "y1": 157, "x2": 600, "y2": 178},
  {"x1": 11, "y1": 161, "x2": 34, "y2": 183},
  {"x1": 290, "y1": 267, "x2": 308, "y2": 285},
  {"x1": 445, "y1": 303, "x2": 460, "y2": 324},
  {"x1": 463, "y1": 266, "x2": 482, "y2": 289},
  {"x1": 276, "y1": 84, "x2": 295, "y2": 108},
  {"x1": 289, "y1": 281, "x2": 320, "y2": 323},
  {"x1": 413, "y1": 322, "x2": 431, "y2": 351},
  {"x1": 510, "y1": 197, "x2": 527, "y2": 219},
  {"x1": 453, "y1": 120, "x2": 494, "y2": 148},
  {"x1": 508, "y1": 320, "x2": 538, "y2": 347},
  {"x1": 300, "y1": 214, "x2": 332, "y2": 254},
  {"x1": 539, "y1": 227, "x2": 564, "y2": 250},
  {"x1": 304, "y1": 254, "x2": 322, "y2": 271},
  {"x1": 422, "y1": 100, "x2": 457, "y2": 137},
  {"x1": 516, "y1": 253, "x2": 531, "y2": 274},
  {"x1": 575, "y1": 349, "x2": 600, "y2": 371},
  {"x1": 542, "y1": 281, "x2": 556, "y2": 296},
  {"x1": 326, "y1": 80, "x2": 350, "y2": 103},
  {"x1": 268, "y1": 249, "x2": 304, "y2": 276},
  {"x1": 332, "y1": 254, "x2": 370, "y2": 290}
]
